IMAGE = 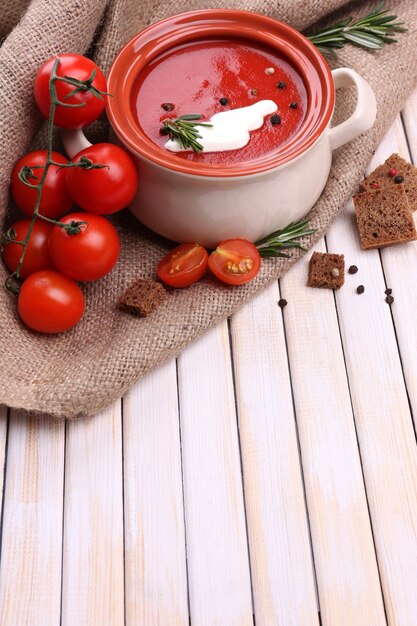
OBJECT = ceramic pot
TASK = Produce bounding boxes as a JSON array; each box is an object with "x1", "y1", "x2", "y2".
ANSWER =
[{"x1": 63, "y1": 9, "x2": 377, "y2": 248}]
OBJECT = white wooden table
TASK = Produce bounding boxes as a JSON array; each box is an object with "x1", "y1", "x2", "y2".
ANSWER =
[{"x1": 1, "y1": 91, "x2": 417, "y2": 626}]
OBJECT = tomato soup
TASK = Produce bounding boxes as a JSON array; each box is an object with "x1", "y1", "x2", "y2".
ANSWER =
[{"x1": 133, "y1": 39, "x2": 307, "y2": 165}]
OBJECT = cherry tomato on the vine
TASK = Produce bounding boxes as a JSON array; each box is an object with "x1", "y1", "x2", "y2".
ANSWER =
[
  {"x1": 66, "y1": 143, "x2": 138, "y2": 214},
  {"x1": 34, "y1": 54, "x2": 107, "y2": 128},
  {"x1": 11, "y1": 150, "x2": 73, "y2": 219},
  {"x1": 208, "y1": 239, "x2": 261, "y2": 286},
  {"x1": 2, "y1": 219, "x2": 55, "y2": 278},
  {"x1": 157, "y1": 243, "x2": 209, "y2": 288},
  {"x1": 48, "y1": 212, "x2": 120, "y2": 282},
  {"x1": 18, "y1": 270, "x2": 85, "y2": 334}
]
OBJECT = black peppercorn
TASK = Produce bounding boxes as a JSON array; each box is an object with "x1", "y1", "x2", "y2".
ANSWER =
[
  {"x1": 385, "y1": 288, "x2": 392, "y2": 295},
  {"x1": 278, "y1": 299, "x2": 287, "y2": 309},
  {"x1": 159, "y1": 126, "x2": 170, "y2": 135},
  {"x1": 219, "y1": 97, "x2": 229, "y2": 105},
  {"x1": 394, "y1": 175, "x2": 404, "y2": 184},
  {"x1": 161, "y1": 102, "x2": 174, "y2": 111},
  {"x1": 271, "y1": 114, "x2": 281, "y2": 125},
  {"x1": 348, "y1": 265, "x2": 358, "y2": 274},
  {"x1": 386, "y1": 295, "x2": 394, "y2": 304},
  {"x1": 277, "y1": 81, "x2": 286, "y2": 89},
  {"x1": 289, "y1": 102, "x2": 298, "y2": 109},
  {"x1": 356, "y1": 285, "x2": 365, "y2": 294}
]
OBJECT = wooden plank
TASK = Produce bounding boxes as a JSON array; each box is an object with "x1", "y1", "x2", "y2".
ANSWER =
[
  {"x1": 402, "y1": 90, "x2": 417, "y2": 162},
  {"x1": 0, "y1": 407, "x2": 8, "y2": 524},
  {"x1": 61, "y1": 401, "x2": 124, "y2": 626},
  {"x1": 377, "y1": 108, "x2": 417, "y2": 428},
  {"x1": 0, "y1": 412, "x2": 65, "y2": 626},
  {"x1": 177, "y1": 322, "x2": 253, "y2": 626},
  {"x1": 230, "y1": 281, "x2": 319, "y2": 626},
  {"x1": 123, "y1": 360, "x2": 189, "y2": 626},
  {"x1": 326, "y1": 115, "x2": 417, "y2": 625},
  {"x1": 280, "y1": 241, "x2": 386, "y2": 626}
]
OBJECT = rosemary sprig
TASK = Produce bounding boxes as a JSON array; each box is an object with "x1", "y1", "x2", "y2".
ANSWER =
[
  {"x1": 256, "y1": 219, "x2": 317, "y2": 258},
  {"x1": 162, "y1": 114, "x2": 212, "y2": 153},
  {"x1": 307, "y1": 2, "x2": 406, "y2": 56}
]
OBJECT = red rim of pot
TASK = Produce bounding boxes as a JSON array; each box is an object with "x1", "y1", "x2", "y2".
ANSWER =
[{"x1": 106, "y1": 9, "x2": 334, "y2": 178}]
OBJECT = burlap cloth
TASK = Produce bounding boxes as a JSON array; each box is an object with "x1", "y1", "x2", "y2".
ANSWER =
[{"x1": 0, "y1": 0, "x2": 416, "y2": 418}]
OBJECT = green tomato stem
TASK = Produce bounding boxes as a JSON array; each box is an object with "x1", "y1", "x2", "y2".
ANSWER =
[{"x1": 4, "y1": 58, "x2": 108, "y2": 293}]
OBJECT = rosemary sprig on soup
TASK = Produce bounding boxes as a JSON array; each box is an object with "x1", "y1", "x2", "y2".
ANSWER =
[{"x1": 160, "y1": 114, "x2": 212, "y2": 154}]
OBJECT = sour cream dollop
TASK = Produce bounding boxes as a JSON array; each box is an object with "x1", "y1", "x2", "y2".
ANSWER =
[{"x1": 164, "y1": 100, "x2": 278, "y2": 153}]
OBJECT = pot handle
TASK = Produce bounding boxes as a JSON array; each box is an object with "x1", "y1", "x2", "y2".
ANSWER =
[
  {"x1": 61, "y1": 128, "x2": 92, "y2": 158},
  {"x1": 328, "y1": 68, "x2": 376, "y2": 151}
]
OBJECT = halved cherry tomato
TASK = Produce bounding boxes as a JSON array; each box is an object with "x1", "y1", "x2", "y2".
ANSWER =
[
  {"x1": 2, "y1": 219, "x2": 55, "y2": 278},
  {"x1": 208, "y1": 239, "x2": 261, "y2": 285},
  {"x1": 18, "y1": 270, "x2": 85, "y2": 334},
  {"x1": 157, "y1": 243, "x2": 209, "y2": 288},
  {"x1": 34, "y1": 54, "x2": 107, "y2": 129},
  {"x1": 11, "y1": 150, "x2": 73, "y2": 219}
]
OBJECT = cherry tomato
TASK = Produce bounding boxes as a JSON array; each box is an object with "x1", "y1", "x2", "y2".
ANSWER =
[
  {"x1": 48, "y1": 212, "x2": 120, "y2": 282},
  {"x1": 157, "y1": 243, "x2": 209, "y2": 288},
  {"x1": 208, "y1": 239, "x2": 261, "y2": 285},
  {"x1": 66, "y1": 143, "x2": 138, "y2": 214},
  {"x1": 18, "y1": 270, "x2": 85, "y2": 334},
  {"x1": 2, "y1": 219, "x2": 55, "y2": 278},
  {"x1": 11, "y1": 150, "x2": 73, "y2": 219},
  {"x1": 34, "y1": 54, "x2": 107, "y2": 128}
]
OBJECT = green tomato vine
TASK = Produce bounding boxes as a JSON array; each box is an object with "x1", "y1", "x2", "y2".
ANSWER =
[{"x1": 2, "y1": 57, "x2": 109, "y2": 295}]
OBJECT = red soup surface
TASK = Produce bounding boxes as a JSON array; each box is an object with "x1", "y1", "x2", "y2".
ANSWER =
[{"x1": 134, "y1": 39, "x2": 308, "y2": 166}]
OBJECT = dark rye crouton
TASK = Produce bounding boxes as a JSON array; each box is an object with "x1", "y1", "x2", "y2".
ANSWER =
[
  {"x1": 118, "y1": 278, "x2": 167, "y2": 317},
  {"x1": 307, "y1": 252, "x2": 345, "y2": 289},
  {"x1": 353, "y1": 185, "x2": 417, "y2": 250},
  {"x1": 360, "y1": 153, "x2": 417, "y2": 211}
]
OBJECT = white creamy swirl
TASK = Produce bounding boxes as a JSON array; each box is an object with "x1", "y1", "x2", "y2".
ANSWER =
[{"x1": 164, "y1": 100, "x2": 278, "y2": 153}]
